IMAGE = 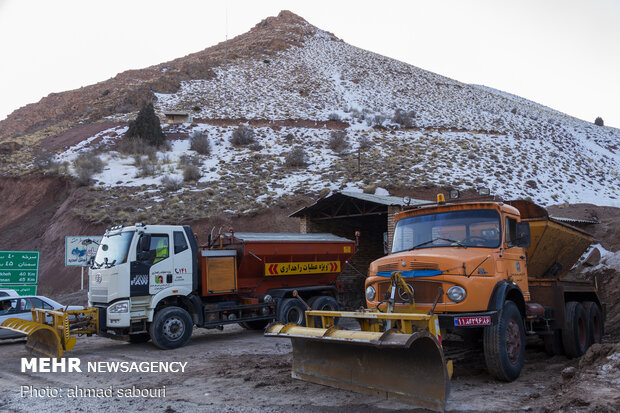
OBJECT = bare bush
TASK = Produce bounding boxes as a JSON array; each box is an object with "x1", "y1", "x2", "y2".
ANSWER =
[
  {"x1": 183, "y1": 165, "x2": 202, "y2": 182},
  {"x1": 118, "y1": 138, "x2": 162, "y2": 155},
  {"x1": 392, "y1": 108, "x2": 415, "y2": 127},
  {"x1": 179, "y1": 154, "x2": 202, "y2": 168},
  {"x1": 230, "y1": 125, "x2": 256, "y2": 146},
  {"x1": 285, "y1": 147, "x2": 307, "y2": 167},
  {"x1": 74, "y1": 151, "x2": 105, "y2": 186},
  {"x1": 328, "y1": 112, "x2": 341, "y2": 121},
  {"x1": 134, "y1": 152, "x2": 159, "y2": 177},
  {"x1": 161, "y1": 175, "x2": 182, "y2": 191},
  {"x1": 328, "y1": 131, "x2": 348, "y2": 153},
  {"x1": 358, "y1": 136, "x2": 372, "y2": 150},
  {"x1": 190, "y1": 131, "x2": 211, "y2": 155}
]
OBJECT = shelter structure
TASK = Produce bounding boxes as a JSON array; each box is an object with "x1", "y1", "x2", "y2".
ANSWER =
[
  {"x1": 164, "y1": 111, "x2": 192, "y2": 124},
  {"x1": 290, "y1": 191, "x2": 427, "y2": 307}
]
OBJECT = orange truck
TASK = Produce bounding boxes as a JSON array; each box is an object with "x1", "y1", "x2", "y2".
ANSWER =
[{"x1": 364, "y1": 197, "x2": 603, "y2": 381}]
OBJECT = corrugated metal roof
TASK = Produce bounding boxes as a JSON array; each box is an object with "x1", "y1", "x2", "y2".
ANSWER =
[
  {"x1": 339, "y1": 191, "x2": 427, "y2": 206},
  {"x1": 550, "y1": 216, "x2": 599, "y2": 225},
  {"x1": 289, "y1": 191, "x2": 428, "y2": 218},
  {"x1": 164, "y1": 111, "x2": 190, "y2": 116},
  {"x1": 224, "y1": 232, "x2": 353, "y2": 243}
]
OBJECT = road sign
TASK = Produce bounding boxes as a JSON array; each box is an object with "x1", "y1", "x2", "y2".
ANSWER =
[
  {"x1": 0, "y1": 284, "x2": 37, "y2": 295},
  {"x1": 0, "y1": 251, "x2": 39, "y2": 284},
  {"x1": 65, "y1": 236, "x2": 101, "y2": 267}
]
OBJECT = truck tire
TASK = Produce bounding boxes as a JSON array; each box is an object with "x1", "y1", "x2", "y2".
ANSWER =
[
  {"x1": 483, "y1": 300, "x2": 525, "y2": 382},
  {"x1": 149, "y1": 306, "x2": 193, "y2": 350},
  {"x1": 310, "y1": 296, "x2": 339, "y2": 328},
  {"x1": 562, "y1": 301, "x2": 589, "y2": 358},
  {"x1": 543, "y1": 329, "x2": 564, "y2": 356},
  {"x1": 278, "y1": 298, "x2": 306, "y2": 326},
  {"x1": 238, "y1": 320, "x2": 270, "y2": 330},
  {"x1": 583, "y1": 301, "x2": 604, "y2": 345}
]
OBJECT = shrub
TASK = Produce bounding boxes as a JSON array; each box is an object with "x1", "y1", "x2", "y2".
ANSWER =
[
  {"x1": 190, "y1": 131, "x2": 211, "y2": 155},
  {"x1": 249, "y1": 142, "x2": 263, "y2": 151},
  {"x1": 328, "y1": 131, "x2": 348, "y2": 153},
  {"x1": 285, "y1": 147, "x2": 307, "y2": 167},
  {"x1": 125, "y1": 103, "x2": 166, "y2": 147},
  {"x1": 594, "y1": 117, "x2": 604, "y2": 126},
  {"x1": 392, "y1": 108, "x2": 415, "y2": 127},
  {"x1": 179, "y1": 154, "x2": 202, "y2": 168},
  {"x1": 134, "y1": 152, "x2": 159, "y2": 177},
  {"x1": 328, "y1": 112, "x2": 341, "y2": 121},
  {"x1": 372, "y1": 114, "x2": 386, "y2": 126},
  {"x1": 74, "y1": 151, "x2": 105, "y2": 186},
  {"x1": 183, "y1": 165, "x2": 202, "y2": 182},
  {"x1": 230, "y1": 125, "x2": 256, "y2": 146},
  {"x1": 358, "y1": 136, "x2": 372, "y2": 150},
  {"x1": 161, "y1": 175, "x2": 182, "y2": 191}
]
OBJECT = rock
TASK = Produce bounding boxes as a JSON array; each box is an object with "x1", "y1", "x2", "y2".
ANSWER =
[
  {"x1": 561, "y1": 366, "x2": 577, "y2": 380},
  {"x1": 583, "y1": 247, "x2": 601, "y2": 267}
]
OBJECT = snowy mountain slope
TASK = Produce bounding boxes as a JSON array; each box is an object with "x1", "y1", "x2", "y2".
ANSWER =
[{"x1": 17, "y1": 11, "x2": 620, "y2": 219}]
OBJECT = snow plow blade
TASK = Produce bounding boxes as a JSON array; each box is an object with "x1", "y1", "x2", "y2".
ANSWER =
[
  {"x1": 0, "y1": 308, "x2": 98, "y2": 358},
  {"x1": 1, "y1": 318, "x2": 67, "y2": 358},
  {"x1": 266, "y1": 310, "x2": 450, "y2": 412}
]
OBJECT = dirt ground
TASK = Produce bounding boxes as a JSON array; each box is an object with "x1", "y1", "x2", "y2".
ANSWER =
[{"x1": 0, "y1": 320, "x2": 618, "y2": 413}]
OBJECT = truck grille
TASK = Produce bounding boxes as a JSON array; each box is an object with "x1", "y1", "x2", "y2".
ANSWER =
[
  {"x1": 375, "y1": 280, "x2": 444, "y2": 304},
  {"x1": 90, "y1": 288, "x2": 108, "y2": 302},
  {"x1": 377, "y1": 261, "x2": 440, "y2": 273}
]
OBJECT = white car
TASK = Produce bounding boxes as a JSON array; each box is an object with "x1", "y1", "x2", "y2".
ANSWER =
[
  {"x1": 0, "y1": 296, "x2": 83, "y2": 339},
  {"x1": 0, "y1": 289, "x2": 19, "y2": 298}
]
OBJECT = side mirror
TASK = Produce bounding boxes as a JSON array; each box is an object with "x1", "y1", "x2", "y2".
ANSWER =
[
  {"x1": 140, "y1": 234, "x2": 151, "y2": 253},
  {"x1": 514, "y1": 222, "x2": 531, "y2": 248}
]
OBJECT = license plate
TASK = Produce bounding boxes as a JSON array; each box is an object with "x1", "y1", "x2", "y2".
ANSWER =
[{"x1": 454, "y1": 316, "x2": 491, "y2": 326}]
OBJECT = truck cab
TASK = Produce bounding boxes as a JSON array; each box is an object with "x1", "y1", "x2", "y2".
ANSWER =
[
  {"x1": 366, "y1": 202, "x2": 529, "y2": 319},
  {"x1": 88, "y1": 224, "x2": 197, "y2": 337}
]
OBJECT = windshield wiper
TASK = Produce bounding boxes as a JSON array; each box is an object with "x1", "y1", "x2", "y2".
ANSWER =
[{"x1": 410, "y1": 237, "x2": 467, "y2": 250}]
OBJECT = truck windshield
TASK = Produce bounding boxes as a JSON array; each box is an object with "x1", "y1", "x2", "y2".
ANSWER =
[
  {"x1": 392, "y1": 209, "x2": 501, "y2": 253},
  {"x1": 94, "y1": 231, "x2": 134, "y2": 267}
]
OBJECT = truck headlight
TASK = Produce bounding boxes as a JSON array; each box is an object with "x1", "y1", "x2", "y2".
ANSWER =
[
  {"x1": 109, "y1": 302, "x2": 128, "y2": 313},
  {"x1": 447, "y1": 286, "x2": 466, "y2": 303},
  {"x1": 365, "y1": 286, "x2": 376, "y2": 301}
]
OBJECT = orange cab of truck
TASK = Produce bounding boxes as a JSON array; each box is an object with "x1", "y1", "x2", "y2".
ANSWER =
[{"x1": 365, "y1": 196, "x2": 529, "y2": 317}]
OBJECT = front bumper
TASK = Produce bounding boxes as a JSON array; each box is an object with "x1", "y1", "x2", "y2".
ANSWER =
[{"x1": 438, "y1": 310, "x2": 499, "y2": 329}]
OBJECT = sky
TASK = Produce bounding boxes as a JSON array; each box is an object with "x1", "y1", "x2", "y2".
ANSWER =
[{"x1": 0, "y1": 0, "x2": 618, "y2": 128}]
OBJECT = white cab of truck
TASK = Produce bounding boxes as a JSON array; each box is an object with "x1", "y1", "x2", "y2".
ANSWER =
[{"x1": 88, "y1": 224, "x2": 195, "y2": 329}]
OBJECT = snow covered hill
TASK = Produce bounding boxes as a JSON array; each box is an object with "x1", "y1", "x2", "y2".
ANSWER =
[{"x1": 17, "y1": 11, "x2": 620, "y2": 216}]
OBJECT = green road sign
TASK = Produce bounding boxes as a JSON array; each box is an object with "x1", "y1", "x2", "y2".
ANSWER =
[
  {"x1": 0, "y1": 285, "x2": 37, "y2": 295},
  {"x1": 0, "y1": 251, "x2": 39, "y2": 285}
]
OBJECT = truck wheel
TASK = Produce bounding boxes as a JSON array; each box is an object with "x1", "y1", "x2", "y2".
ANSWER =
[
  {"x1": 543, "y1": 329, "x2": 564, "y2": 356},
  {"x1": 128, "y1": 333, "x2": 151, "y2": 344},
  {"x1": 310, "y1": 296, "x2": 339, "y2": 328},
  {"x1": 562, "y1": 301, "x2": 589, "y2": 358},
  {"x1": 583, "y1": 301, "x2": 604, "y2": 345},
  {"x1": 483, "y1": 300, "x2": 525, "y2": 382},
  {"x1": 278, "y1": 298, "x2": 306, "y2": 326},
  {"x1": 149, "y1": 306, "x2": 193, "y2": 350},
  {"x1": 238, "y1": 320, "x2": 270, "y2": 330}
]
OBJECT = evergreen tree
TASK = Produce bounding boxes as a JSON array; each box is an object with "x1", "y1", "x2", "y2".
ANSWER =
[
  {"x1": 594, "y1": 117, "x2": 604, "y2": 126},
  {"x1": 125, "y1": 103, "x2": 166, "y2": 147}
]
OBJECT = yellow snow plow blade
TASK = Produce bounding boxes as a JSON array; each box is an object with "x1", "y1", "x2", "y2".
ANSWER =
[
  {"x1": 0, "y1": 308, "x2": 99, "y2": 358},
  {"x1": 266, "y1": 310, "x2": 451, "y2": 412}
]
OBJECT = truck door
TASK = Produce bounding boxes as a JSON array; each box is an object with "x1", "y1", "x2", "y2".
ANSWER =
[
  {"x1": 503, "y1": 216, "x2": 528, "y2": 295},
  {"x1": 171, "y1": 230, "x2": 193, "y2": 290},
  {"x1": 132, "y1": 232, "x2": 175, "y2": 296}
]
